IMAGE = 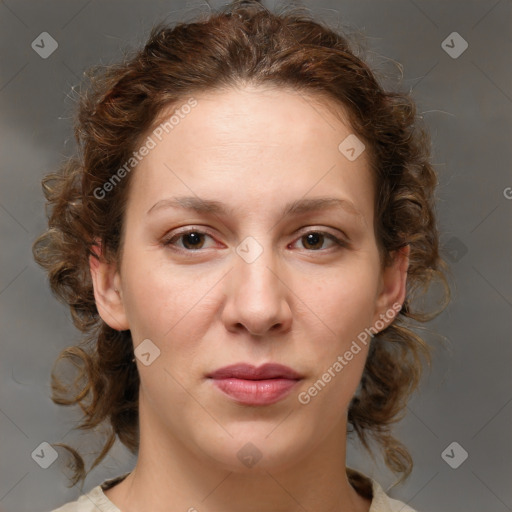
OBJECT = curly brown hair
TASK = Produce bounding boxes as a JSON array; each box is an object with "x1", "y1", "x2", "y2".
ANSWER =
[{"x1": 32, "y1": 0, "x2": 450, "y2": 492}]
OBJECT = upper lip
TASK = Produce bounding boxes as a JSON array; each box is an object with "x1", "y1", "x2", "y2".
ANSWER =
[{"x1": 207, "y1": 363, "x2": 302, "y2": 380}]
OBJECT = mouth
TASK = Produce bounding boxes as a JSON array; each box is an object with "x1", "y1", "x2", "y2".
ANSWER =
[{"x1": 207, "y1": 363, "x2": 303, "y2": 406}]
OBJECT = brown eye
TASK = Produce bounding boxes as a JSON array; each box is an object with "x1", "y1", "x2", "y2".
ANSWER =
[
  {"x1": 180, "y1": 232, "x2": 206, "y2": 250},
  {"x1": 293, "y1": 231, "x2": 346, "y2": 251},
  {"x1": 301, "y1": 232, "x2": 324, "y2": 250},
  {"x1": 162, "y1": 230, "x2": 215, "y2": 251}
]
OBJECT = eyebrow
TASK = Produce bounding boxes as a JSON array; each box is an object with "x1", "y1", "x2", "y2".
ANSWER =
[{"x1": 147, "y1": 195, "x2": 365, "y2": 222}]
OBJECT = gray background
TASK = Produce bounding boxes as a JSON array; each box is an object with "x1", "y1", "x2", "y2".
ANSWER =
[{"x1": 1, "y1": 1, "x2": 511, "y2": 511}]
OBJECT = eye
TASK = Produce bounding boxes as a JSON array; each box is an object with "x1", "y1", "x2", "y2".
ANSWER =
[
  {"x1": 162, "y1": 229, "x2": 217, "y2": 251},
  {"x1": 290, "y1": 230, "x2": 347, "y2": 251},
  {"x1": 161, "y1": 228, "x2": 347, "y2": 253}
]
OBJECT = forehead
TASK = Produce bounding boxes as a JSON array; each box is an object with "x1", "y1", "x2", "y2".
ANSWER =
[
  {"x1": 128, "y1": 85, "x2": 374, "y2": 222},
  {"x1": 151, "y1": 85, "x2": 356, "y2": 152}
]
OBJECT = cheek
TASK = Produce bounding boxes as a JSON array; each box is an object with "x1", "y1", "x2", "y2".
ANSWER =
[
  {"x1": 299, "y1": 262, "x2": 380, "y2": 348},
  {"x1": 296, "y1": 288, "x2": 372, "y2": 426},
  {"x1": 120, "y1": 249, "x2": 221, "y2": 360},
  {"x1": 290, "y1": 261, "x2": 379, "y2": 406}
]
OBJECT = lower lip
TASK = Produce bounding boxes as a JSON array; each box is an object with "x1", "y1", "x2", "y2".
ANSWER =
[{"x1": 210, "y1": 378, "x2": 299, "y2": 405}]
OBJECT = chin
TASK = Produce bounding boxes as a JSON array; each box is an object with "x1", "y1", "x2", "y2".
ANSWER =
[{"x1": 189, "y1": 423, "x2": 316, "y2": 474}]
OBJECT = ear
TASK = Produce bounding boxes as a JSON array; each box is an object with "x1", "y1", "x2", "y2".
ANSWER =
[
  {"x1": 89, "y1": 240, "x2": 129, "y2": 331},
  {"x1": 371, "y1": 244, "x2": 410, "y2": 329}
]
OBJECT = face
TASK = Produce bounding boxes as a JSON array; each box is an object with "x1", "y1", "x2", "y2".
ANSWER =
[{"x1": 91, "y1": 85, "x2": 408, "y2": 473}]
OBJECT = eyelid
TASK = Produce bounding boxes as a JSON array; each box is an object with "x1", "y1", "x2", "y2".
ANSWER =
[
  {"x1": 294, "y1": 226, "x2": 349, "y2": 244},
  {"x1": 290, "y1": 229, "x2": 348, "y2": 250},
  {"x1": 161, "y1": 226, "x2": 219, "y2": 249},
  {"x1": 161, "y1": 225, "x2": 349, "y2": 253}
]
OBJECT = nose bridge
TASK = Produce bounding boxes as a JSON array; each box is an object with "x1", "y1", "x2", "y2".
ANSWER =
[{"x1": 238, "y1": 238, "x2": 278, "y2": 297}]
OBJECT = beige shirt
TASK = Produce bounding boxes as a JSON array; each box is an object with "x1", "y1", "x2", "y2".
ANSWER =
[{"x1": 51, "y1": 469, "x2": 417, "y2": 512}]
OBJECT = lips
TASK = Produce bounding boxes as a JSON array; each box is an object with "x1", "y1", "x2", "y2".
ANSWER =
[
  {"x1": 207, "y1": 363, "x2": 302, "y2": 406},
  {"x1": 208, "y1": 363, "x2": 302, "y2": 380}
]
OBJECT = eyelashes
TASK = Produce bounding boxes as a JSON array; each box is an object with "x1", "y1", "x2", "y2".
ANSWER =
[
  {"x1": 162, "y1": 230, "x2": 215, "y2": 251},
  {"x1": 161, "y1": 228, "x2": 348, "y2": 254}
]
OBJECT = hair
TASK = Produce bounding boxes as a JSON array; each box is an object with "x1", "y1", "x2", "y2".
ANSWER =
[{"x1": 33, "y1": 0, "x2": 450, "y2": 494}]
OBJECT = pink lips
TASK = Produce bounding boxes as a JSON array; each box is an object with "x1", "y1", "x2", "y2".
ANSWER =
[{"x1": 207, "y1": 363, "x2": 302, "y2": 406}]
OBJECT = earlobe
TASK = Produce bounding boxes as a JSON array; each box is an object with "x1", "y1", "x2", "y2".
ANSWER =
[
  {"x1": 373, "y1": 244, "x2": 410, "y2": 328},
  {"x1": 89, "y1": 242, "x2": 129, "y2": 331}
]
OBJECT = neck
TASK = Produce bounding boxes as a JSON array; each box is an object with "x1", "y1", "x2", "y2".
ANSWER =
[{"x1": 104, "y1": 392, "x2": 371, "y2": 512}]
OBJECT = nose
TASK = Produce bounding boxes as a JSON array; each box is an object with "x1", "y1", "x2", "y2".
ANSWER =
[{"x1": 221, "y1": 244, "x2": 293, "y2": 337}]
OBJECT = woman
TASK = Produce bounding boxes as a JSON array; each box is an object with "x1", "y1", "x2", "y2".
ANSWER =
[{"x1": 33, "y1": 1, "x2": 449, "y2": 511}]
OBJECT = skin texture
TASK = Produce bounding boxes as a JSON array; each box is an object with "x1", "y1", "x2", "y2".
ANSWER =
[{"x1": 90, "y1": 85, "x2": 409, "y2": 512}]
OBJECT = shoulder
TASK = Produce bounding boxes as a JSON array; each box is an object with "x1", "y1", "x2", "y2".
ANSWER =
[
  {"x1": 50, "y1": 485, "x2": 119, "y2": 512},
  {"x1": 50, "y1": 485, "x2": 111, "y2": 512},
  {"x1": 371, "y1": 481, "x2": 417, "y2": 511},
  {"x1": 370, "y1": 479, "x2": 418, "y2": 512},
  {"x1": 49, "y1": 473, "x2": 129, "y2": 512},
  {"x1": 347, "y1": 467, "x2": 419, "y2": 512}
]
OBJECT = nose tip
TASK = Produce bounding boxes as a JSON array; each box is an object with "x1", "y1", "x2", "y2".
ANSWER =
[{"x1": 234, "y1": 317, "x2": 284, "y2": 338}]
